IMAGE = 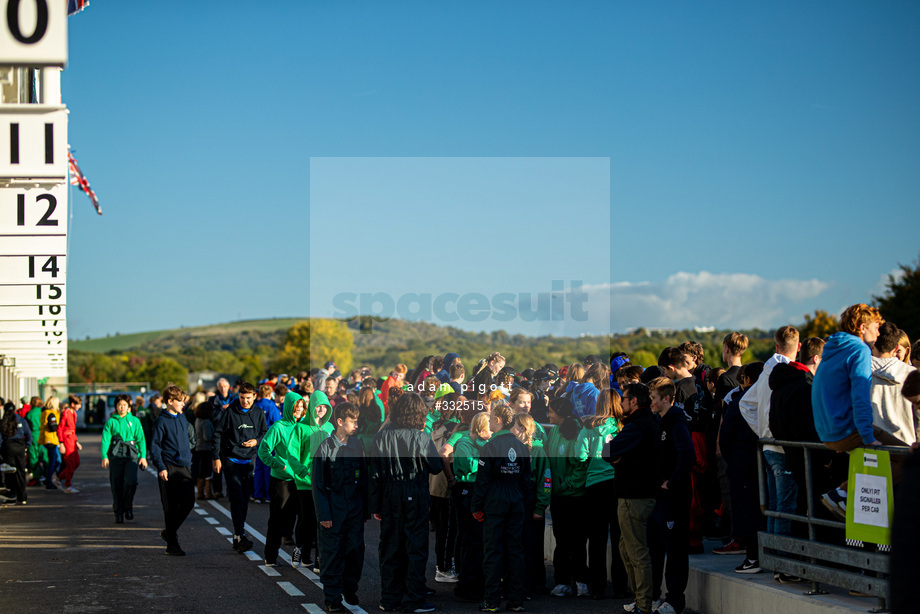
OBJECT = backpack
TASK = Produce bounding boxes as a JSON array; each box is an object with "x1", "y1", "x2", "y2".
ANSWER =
[
  {"x1": 679, "y1": 383, "x2": 707, "y2": 431},
  {"x1": 46, "y1": 413, "x2": 58, "y2": 433}
]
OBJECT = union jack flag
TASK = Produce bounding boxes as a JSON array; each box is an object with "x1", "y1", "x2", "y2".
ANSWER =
[
  {"x1": 68, "y1": 0, "x2": 90, "y2": 16},
  {"x1": 68, "y1": 151, "x2": 102, "y2": 216}
]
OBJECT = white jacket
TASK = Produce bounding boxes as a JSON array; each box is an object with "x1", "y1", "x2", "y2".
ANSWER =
[
  {"x1": 870, "y1": 356, "x2": 918, "y2": 445},
  {"x1": 740, "y1": 353, "x2": 790, "y2": 454}
]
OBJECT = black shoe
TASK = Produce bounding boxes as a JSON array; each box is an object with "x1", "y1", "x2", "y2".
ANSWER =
[
  {"x1": 325, "y1": 601, "x2": 347, "y2": 613},
  {"x1": 125, "y1": 510, "x2": 134, "y2": 520},
  {"x1": 233, "y1": 535, "x2": 254, "y2": 553},
  {"x1": 165, "y1": 543, "x2": 186, "y2": 556},
  {"x1": 115, "y1": 514, "x2": 124, "y2": 524},
  {"x1": 506, "y1": 604, "x2": 525, "y2": 612},
  {"x1": 343, "y1": 592, "x2": 359, "y2": 606},
  {"x1": 407, "y1": 605, "x2": 435, "y2": 613}
]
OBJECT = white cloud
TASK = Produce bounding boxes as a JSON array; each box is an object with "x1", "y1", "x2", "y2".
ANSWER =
[
  {"x1": 581, "y1": 271, "x2": 832, "y2": 332},
  {"x1": 871, "y1": 267, "x2": 905, "y2": 299}
]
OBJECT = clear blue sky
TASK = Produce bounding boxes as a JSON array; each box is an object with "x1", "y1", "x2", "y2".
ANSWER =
[{"x1": 62, "y1": 1, "x2": 920, "y2": 339}]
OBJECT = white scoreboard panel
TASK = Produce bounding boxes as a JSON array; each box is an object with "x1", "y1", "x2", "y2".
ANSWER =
[
  {"x1": 0, "y1": 109, "x2": 68, "y2": 178},
  {"x1": 0, "y1": 0, "x2": 67, "y2": 66},
  {"x1": 0, "y1": 184, "x2": 68, "y2": 232}
]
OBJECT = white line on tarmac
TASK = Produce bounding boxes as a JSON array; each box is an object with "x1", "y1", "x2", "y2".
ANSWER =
[
  {"x1": 278, "y1": 581, "x2": 304, "y2": 596},
  {"x1": 216, "y1": 527, "x2": 231, "y2": 536},
  {"x1": 245, "y1": 551, "x2": 262, "y2": 561},
  {"x1": 195, "y1": 508, "x2": 208, "y2": 515},
  {"x1": 204, "y1": 516, "x2": 219, "y2": 525},
  {"x1": 259, "y1": 565, "x2": 281, "y2": 577},
  {"x1": 302, "y1": 605, "x2": 325, "y2": 614}
]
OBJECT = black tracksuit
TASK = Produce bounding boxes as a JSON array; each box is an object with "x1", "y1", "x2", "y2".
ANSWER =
[
  {"x1": 719, "y1": 388, "x2": 762, "y2": 561},
  {"x1": 313, "y1": 433, "x2": 368, "y2": 606},
  {"x1": 369, "y1": 424, "x2": 444, "y2": 610},
  {"x1": 472, "y1": 431, "x2": 532, "y2": 607},
  {"x1": 648, "y1": 406, "x2": 694, "y2": 612},
  {"x1": 212, "y1": 401, "x2": 267, "y2": 535}
]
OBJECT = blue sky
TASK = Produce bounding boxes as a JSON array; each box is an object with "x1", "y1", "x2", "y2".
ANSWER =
[{"x1": 61, "y1": 1, "x2": 920, "y2": 339}]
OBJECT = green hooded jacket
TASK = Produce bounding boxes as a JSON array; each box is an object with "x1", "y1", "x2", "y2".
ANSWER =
[
  {"x1": 258, "y1": 392, "x2": 310, "y2": 482},
  {"x1": 530, "y1": 439, "x2": 552, "y2": 515},
  {"x1": 101, "y1": 411, "x2": 147, "y2": 461},
  {"x1": 576, "y1": 417, "x2": 618, "y2": 487},
  {"x1": 452, "y1": 432, "x2": 487, "y2": 484},
  {"x1": 544, "y1": 424, "x2": 587, "y2": 497},
  {"x1": 298, "y1": 391, "x2": 334, "y2": 490}
]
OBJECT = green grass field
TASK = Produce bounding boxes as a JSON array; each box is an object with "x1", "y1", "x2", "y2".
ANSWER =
[{"x1": 71, "y1": 318, "x2": 307, "y2": 353}]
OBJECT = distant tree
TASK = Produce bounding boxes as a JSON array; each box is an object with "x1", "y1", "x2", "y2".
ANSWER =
[
  {"x1": 800, "y1": 309, "x2": 839, "y2": 340},
  {"x1": 272, "y1": 319, "x2": 354, "y2": 374},
  {"x1": 874, "y1": 256, "x2": 920, "y2": 343},
  {"x1": 237, "y1": 354, "x2": 265, "y2": 384},
  {"x1": 128, "y1": 357, "x2": 188, "y2": 391}
]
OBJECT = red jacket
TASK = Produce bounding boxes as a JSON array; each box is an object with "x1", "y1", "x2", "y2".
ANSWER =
[{"x1": 59, "y1": 408, "x2": 79, "y2": 453}]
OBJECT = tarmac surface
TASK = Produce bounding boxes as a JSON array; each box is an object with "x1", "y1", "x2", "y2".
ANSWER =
[{"x1": 0, "y1": 433, "x2": 642, "y2": 614}]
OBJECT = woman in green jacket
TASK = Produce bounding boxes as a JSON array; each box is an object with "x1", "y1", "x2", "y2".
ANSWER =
[
  {"x1": 101, "y1": 394, "x2": 148, "y2": 523},
  {"x1": 258, "y1": 392, "x2": 310, "y2": 566},
  {"x1": 545, "y1": 396, "x2": 588, "y2": 598},
  {"x1": 577, "y1": 389, "x2": 629, "y2": 599},
  {"x1": 451, "y1": 410, "x2": 492, "y2": 602},
  {"x1": 294, "y1": 390, "x2": 333, "y2": 570}
]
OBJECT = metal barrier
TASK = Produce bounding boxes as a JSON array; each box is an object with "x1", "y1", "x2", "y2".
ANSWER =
[{"x1": 756, "y1": 438, "x2": 910, "y2": 613}]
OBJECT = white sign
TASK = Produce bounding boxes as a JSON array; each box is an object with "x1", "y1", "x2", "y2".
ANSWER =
[
  {"x1": 0, "y1": 329, "x2": 63, "y2": 341},
  {"x1": 853, "y1": 472, "x2": 889, "y2": 528},
  {"x1": 0, "y1": 304, "x2": 65, "y2": 320},
  {"x1": 0, "y1": 234, "x2": 66, "y2": 256},
  {"x1": 0, "y1": 318, "x2": 63, "y2": 331},
  {"x1": 0, "y1": 337, "x2": 65, "y2": 348},
  {"x1": 0, "y1": 184, "x2": 68, "y2": 234},
  {"x1": 0, "y1": 0, "x2": 67, "y2": 66},
  {"x1": 0, "y1": 254, "x2": 65, "y2": 283},
  {"x1": 0, "y1": 109, "x2": 68, "y2": 178},
  {"x1": 0, "y1": 283, "x2": 65, "y2": 305}
]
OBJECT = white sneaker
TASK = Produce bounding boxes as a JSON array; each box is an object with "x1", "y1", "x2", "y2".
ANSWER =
[
  {"x1": 435, "y1": 568, "x2": 458, "y2": 583},
  {"x1": 551, "y1": 584, "x2": 574, "y2": 597},
  {"x1": 656, "y1": 603, "x2": 677, "y2": 614},
  {"x1": 576, "y1": 582, "x2": 590, "y2": 597},
  {"x1": 623, "y1": 603, "x2": 637, "y2": 613},
  {"x1": 653, "y1": 599, "x2": 664, "y2": 610},
  {"x1": 0, "y1": 463, "x2": 16, "y2": 473},
  {"x1": 63, "y1": 486, "x2": 80, "y2": 494},
  {"x1": 52, "y1": 475, "x2": 62, "y2": 488}
]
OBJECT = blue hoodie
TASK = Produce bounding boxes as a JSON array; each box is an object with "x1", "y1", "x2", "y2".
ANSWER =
[
  {"x1": 255, "y1": 397, "x2": 282, "y2": 429},
  {"x1": 566, "y1": 381, "x2": 600, "y2": 419},
  {"x1": 812, "y1": 332, "x2": 874, "y2": 444},
  {"x1": 436, "y1": 353, "x2": 460, "y2": 383}
]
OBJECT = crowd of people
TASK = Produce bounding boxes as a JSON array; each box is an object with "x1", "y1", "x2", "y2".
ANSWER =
[{"x1": 2, "y1": 302, "x2": 919, "y2": 614}]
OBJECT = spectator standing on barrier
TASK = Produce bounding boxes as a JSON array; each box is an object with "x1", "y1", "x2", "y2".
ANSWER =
[
  {"x1": 101, "y1": 394, "x2": 147, "y2": 523},
  {"x1": 150, "y1": 385, "x2": 196, "y2": 556},
  {"x1": 58, "y1": 395, "x2": 83, "y2": 494},
  {"x1": 604, "y1": 382, "x2": 659, "y2": 614},
  {"x1": 870, "y1": 322, "x2": 918, "y2": 445},
  {"x1": 646, "y1": 377, "x2": 695, "y2": 614},
  {"x1": 370, "y1": 392, "x2": 444, "y2": 613},
  {"x1": 739, "y1": 326, "x2": 800, "y2": 537},
  {"x1": 212, "y1": 381, "x2": 267, "y2": 554},
  {"x1": 813, "y1": 304, "x2": 908, "y2": 520}
]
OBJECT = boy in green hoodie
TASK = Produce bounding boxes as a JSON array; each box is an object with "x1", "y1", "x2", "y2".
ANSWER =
[
  {"x1": 258, "y1": 392, "x2": 310, "y2": 566},
  {"x1": 293, "y1": 390, "x2": 334, "y2": 570}
]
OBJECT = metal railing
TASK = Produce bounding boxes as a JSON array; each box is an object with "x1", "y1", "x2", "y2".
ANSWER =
[{"x1": 756, "y1": 438, "x2": 911, "y2": 613}]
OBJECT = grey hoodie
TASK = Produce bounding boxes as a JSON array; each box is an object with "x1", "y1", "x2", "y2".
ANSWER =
[{"x1": 870, "y1": 356, "x2": 918, "y2": 445}]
